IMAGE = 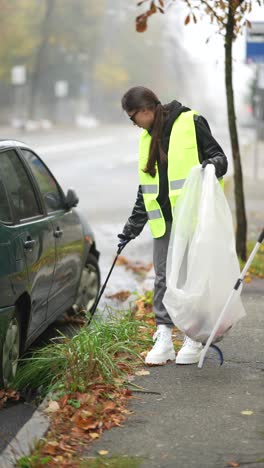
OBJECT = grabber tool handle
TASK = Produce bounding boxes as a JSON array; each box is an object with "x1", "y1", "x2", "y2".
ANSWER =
[
  {"x1": 87, "y1": 241, "x2": 128, "y2": 325},
  {"x1": 198, "y1": 227, "x2": 264, "y2": 368}
]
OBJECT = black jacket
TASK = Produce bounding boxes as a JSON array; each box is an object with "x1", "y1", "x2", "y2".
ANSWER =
[{"x1": 122, "y1": 100, "x2": 228, "y2": 238}]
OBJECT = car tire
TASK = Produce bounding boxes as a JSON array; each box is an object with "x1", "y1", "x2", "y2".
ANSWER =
[
  {"x1": 72, "y1": 253, "x2": 101, "y2": 314},
  {"x1": 0, "y1": 311, "x2": 21, "y2": 388}
]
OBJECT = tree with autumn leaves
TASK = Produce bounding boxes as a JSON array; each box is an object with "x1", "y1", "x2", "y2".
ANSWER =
[{"x1": 135, "y1": 0, "x2": 263, "y2": 261}]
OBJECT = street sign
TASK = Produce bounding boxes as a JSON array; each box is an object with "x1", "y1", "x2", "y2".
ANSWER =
[
  {"x1": 54, "y1": 80, "x2": 69, "y2": 98},
  {"x1": 11, "y1": 65, "x2": 26, "y2": 85},
  {"x1": 246, "y1": 21, "x2": 264, "y2": 63}
]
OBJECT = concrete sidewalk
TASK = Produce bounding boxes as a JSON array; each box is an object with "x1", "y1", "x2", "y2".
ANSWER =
[
  {"x1": 86, "y1": 279, "x2": 264, "y2": 468},
  {"x1": 85, "y1": 137, "x2": 264, "y2": 467}
]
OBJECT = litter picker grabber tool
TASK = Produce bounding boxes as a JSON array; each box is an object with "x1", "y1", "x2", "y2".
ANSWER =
[
  {"x1": 198, "y1": 227, "x2": 264, "y2": 369},
  {"x1": 87, "y1": 241, "x2": 129, "y2": 326}
]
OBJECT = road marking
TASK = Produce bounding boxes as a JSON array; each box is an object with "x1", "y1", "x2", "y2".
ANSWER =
[
  {"x1": 105, "y1": 154, "x2": 137, "y2": 168},
  {"x1": 36, "y1": 136, "x2": 117, "y2": 155}
]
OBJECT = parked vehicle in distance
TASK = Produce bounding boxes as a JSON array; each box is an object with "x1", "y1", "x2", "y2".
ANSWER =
[{"x1": 0, "y1": 140, "x2": 100, "y2": 387}]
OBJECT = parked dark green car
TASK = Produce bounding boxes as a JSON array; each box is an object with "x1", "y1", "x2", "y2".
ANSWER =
[{"x1": 0, "y1": 140, "x2": 100, "y2": 387}]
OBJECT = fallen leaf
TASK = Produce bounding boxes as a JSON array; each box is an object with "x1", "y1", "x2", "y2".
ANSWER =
[
  {"x1": 184, "y1": 14, "x2": 190, "y2": 25},
  {"x1": 53, "y1": 456, "x2": 65, "y2": 463},
  {"x1": 244, "y1": 276, "x2": 252, "y2": 283},
  {"x1": 116, "y1": 255, "x2": 129, "y2": 266},
  {"x1": 113, "y1": 378, "x2": 126, "y2": 385},
  {"x1": 90, "y1": 432, "x2": 100, "y2": 439},
  {"x1": 121, "y1": 409, "x2": 133, "y2": 415},
  {"x1": 58, "y1": 441, "x2": 75, "y2": 453},
  {"x1": 135, "y1": 369, "x2": 150, "y2": 376},
  {"x1": 106, "y1": 290, "x2": 131, "y2": 302},
  {"x1": 70, "y1": 427, "x2": 86, "y2": 438},
  {"x1": 241, "y1": 410, "x2": 254, "y2": 415},
  {"x1": 116, "y1": 256, "x2": 152, "y2": 274},
  {"x1": 64, "y1": 314, "x2": 86, "y2": 325},
  {"x1": 103, "y1": 402, "x2": 116, "y2": 412},
  {"x1": 45, "y1": 400, "x2": 60, "y2": 413},
  {"x1": 76, "y1": 416, "x2": 98, "y2": 431},
  {"x1": 98, "y1": 450, "x2": 109, "y2": 456},
  {"x1": 59, "y1": 395, "x2": 69, "y2": 408},
  {"x1": 226, "y1": 462, "x2": 240, "y2": 467},
  {"x1": 43, "y1": 441, "x2": 59, "y2": 455},
  {"x1": 76, "y1": 393, "x2": 95, "y2": 405},
  {"x1": 0, "y1": 389, "x2": 20, "y2": 409}
]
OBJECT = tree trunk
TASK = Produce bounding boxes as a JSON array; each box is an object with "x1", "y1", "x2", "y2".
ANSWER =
[
  {"x1": 28, "y1": 0, "x2": 55, "y2": 120},
  {"x1": 224, "y1": 1, "x2": 247, "y2": 261}
]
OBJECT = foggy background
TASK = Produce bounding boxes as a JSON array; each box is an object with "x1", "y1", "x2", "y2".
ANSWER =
[
  {"x1": 0, "y1": 0, "x2": 258, "y2": 129},
  {"x1": 0, "y1": 0, "x2": 263, "y2": 284}
]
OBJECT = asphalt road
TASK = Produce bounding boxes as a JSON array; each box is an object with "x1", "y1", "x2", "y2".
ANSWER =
[{"x1": 0, "y1": 123, "x2": 262, "y2": 455}]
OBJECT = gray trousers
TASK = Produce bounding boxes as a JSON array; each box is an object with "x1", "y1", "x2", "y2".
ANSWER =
[{"x1": 153, "y1": 221, "x2": 174, "y2": 327}]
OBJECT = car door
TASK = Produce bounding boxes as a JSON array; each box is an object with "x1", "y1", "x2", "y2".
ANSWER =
[
  {"x1": 20, "y1": 149, "x2": 84, "y2": 318},
  {"x1": 0, "y1": 174, "x2": 22, "y2": 308},
  {"x1": 0, "y1": 148, "x2": 56, "y2": 337}
]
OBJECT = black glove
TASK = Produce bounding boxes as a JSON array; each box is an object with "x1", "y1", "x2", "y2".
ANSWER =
[
  {"x1": 202, "y1": 159, "x2": 215, "y2": 171},
  {"x1": 117, "y1": 233, "x2": 135, "y2": 249}
]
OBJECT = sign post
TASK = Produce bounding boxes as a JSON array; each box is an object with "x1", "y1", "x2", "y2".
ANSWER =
[
  {"x1": 246, "y1": 21, "x2": 264, "y2": 64},
  {"x1": 11, "y1": 65, "x2": 27, "y2": 127},
  {"x1": 54, "y1": 81, "x2": 69, "y2": 123}
]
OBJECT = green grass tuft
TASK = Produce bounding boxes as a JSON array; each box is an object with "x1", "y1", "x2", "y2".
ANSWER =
[{"x1": 13, "y1": 312, "x2": 151, "y2": 395}]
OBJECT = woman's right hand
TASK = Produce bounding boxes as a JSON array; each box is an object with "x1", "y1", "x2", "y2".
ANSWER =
[{"x1": 117, "y1": 233, "x2": 134, "y2": 249}]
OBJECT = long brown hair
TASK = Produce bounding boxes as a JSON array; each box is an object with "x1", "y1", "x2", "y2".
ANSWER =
[{"x1": 121, "y1": 86, "x2": 168, "y2": 177}]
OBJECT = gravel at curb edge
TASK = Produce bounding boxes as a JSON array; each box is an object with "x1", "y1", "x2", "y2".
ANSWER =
[{"x1": 0, "y1": 398, "x2": 50, "y2": 467}]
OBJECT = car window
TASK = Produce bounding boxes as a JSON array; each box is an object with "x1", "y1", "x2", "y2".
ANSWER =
[
  {"x1": 0, "y1": 178, "x2": 12, "y2": 223},
  {"x1": 0, "y1": 150, "x2": 41, "y2": 220},
  {"x1": 21, "y1": 149, "x2": 65, "y2": 213}
]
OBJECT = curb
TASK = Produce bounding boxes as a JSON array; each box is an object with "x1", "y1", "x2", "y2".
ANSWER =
[{"x1": 0, "y1": 398, "x2": 50, "y2": 467}]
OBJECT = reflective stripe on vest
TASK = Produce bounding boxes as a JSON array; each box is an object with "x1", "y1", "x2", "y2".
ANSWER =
[
  {"x1": 141, "y1": 184, "x2": 158, "y2": 194},
  {"x1": 170, "y1": 179, "x2": 186, "y2": 190},
  {"x1": 147, "y1": 209, "x2": 162, "y2": 220},
  {"x1": 138, "y1": 110, "x2": 223, "y2": 238}
]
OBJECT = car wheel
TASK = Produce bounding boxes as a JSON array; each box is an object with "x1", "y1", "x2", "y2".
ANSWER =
[
  {"x1": 0, "y1": 312, "x2": 21, "y2": 388},
  {"x1": 73, "y1": 253, "x2": 100, "y2": 313}
]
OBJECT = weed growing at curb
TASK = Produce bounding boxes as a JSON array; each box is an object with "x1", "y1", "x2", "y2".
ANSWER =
[
  {"x1": 16, "y1": 453, "x2": 52, "y2": 467},
  {"x1": 13, "y1": 292, "x2": 160, "y2": 467},
  {"x1": 14, "y1": 311, "x2": 154, "y2": 396}
]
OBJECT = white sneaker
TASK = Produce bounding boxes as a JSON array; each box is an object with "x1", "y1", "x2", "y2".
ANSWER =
[
  {"x1": 145, "y1": 325, "x2": 176, "y2": 365},
  {"x1": 176, "y1": 336, "x2": 203, "y2": 365}
]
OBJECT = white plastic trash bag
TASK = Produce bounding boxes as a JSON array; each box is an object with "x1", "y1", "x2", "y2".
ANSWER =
[{"x1": 163, "y1": 164, "x2": 246, "y2": 344}]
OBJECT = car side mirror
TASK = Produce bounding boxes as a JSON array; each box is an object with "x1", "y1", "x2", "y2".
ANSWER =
[{"x1": 65, "y1": 188, "x2": 79, "y2": 209}]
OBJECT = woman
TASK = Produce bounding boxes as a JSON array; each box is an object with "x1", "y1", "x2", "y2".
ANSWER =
[{"x1": 118, "y1": 86, "x2": 228, "y2": 365}]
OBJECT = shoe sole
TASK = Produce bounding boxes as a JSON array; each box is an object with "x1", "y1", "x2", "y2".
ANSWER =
[
  {"x1": 175, "y1": 355, "x2": 201, "y2": 365},
  {"x1": 146, "y1": 358, "x2": 175, "y2": 367},
  {"x1": 145, "y1": 352, "x2": 176, "y2": 366}
]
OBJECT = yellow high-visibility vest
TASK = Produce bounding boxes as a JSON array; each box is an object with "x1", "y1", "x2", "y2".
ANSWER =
[{"x1": 138, "y1": 110, "x2": 223, "y2": 238}]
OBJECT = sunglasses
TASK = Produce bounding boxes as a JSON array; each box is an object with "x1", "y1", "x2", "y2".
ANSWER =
[{"x1": 129, "y1": 110, "x2": 140, "y2": 123}]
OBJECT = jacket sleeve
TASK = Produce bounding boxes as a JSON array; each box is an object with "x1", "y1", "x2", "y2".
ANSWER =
[
  {"x1": 194, "y1": 115, "x2": 228, "y2": 178},
  {"x1": 122, "y1": 185, "x2": 148, "y2": 238}
]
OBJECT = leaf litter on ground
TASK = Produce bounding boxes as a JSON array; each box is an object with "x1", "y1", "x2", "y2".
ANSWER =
[{"x1": 14, "y1": 291, "x2": 181, "y2": 467}]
